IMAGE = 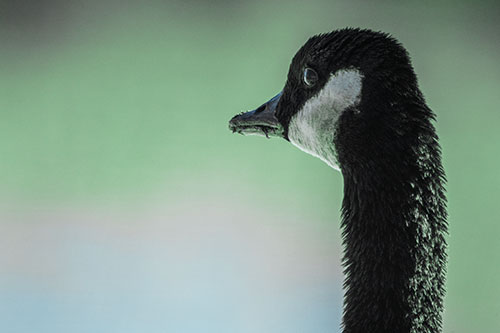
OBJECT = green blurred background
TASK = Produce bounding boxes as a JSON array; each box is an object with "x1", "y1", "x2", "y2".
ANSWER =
[{"x1": 1, "y1": 0, "x2": 499, "y2": 332}]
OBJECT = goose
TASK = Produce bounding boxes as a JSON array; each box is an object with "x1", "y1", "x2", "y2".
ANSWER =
[{"x1": 228, "y1": 28, "x2": 447, "y2": 333}]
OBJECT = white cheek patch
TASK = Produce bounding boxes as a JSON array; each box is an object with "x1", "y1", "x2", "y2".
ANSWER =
[{"x1": 288, "y1": 68, "x2": 363, "y2": 171}]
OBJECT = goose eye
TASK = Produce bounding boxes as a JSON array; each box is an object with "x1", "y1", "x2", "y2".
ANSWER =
[{"x1": 303, "y1": 68, "x2": 318, "y2": 87}]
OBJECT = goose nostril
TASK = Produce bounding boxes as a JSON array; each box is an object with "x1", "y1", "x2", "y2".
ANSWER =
[{"x1": 255, "y1": 104, "x2": 266, "y2": 113}]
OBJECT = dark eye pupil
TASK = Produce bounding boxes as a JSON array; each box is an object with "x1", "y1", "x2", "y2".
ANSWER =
[{"x1": 304, "y1": 68, "x2": 318, "y2": 86}]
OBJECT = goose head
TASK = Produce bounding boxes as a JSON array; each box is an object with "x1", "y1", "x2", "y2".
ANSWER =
[{"x1": 229, "y1": 28, "x2": 423, "y2": 175}]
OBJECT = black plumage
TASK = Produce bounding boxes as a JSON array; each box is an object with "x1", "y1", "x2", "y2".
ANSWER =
[{"x1": 229, "y1": 28, "x2": 447, "y2": 333}]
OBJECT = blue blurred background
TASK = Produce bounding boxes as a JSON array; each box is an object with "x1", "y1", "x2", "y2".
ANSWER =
[{"x1": 1, "y1": 1, "x2": 499, "y2": 332}]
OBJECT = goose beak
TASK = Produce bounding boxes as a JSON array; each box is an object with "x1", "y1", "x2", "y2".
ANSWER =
[{"x1": 229, "y1": 91, "x2": 284, "y2": 138}]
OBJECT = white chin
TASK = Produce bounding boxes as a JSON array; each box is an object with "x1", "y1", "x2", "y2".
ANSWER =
[
  {"x1": 290, "y1": 139, "x2": 341, "y2": 171},
  {"x1": 287, "y1": 68, "x2": 363, "y2": 172}
]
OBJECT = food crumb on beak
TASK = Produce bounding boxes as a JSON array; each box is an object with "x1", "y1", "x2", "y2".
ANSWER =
[{"x1": 263, "y1": 128, "x2": 270, "y2": 139}]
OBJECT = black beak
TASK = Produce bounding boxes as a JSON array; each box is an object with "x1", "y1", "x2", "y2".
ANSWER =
[{"x1": 229, "y1": 91, "x2": 284, "y2": 139}]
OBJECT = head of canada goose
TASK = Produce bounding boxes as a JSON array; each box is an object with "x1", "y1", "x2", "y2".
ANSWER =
[
  {"x1": 230, "y1": 28, "x2": 429, "y2": 174},
  {"x1": 229, "y1": 28, "x2": 447, "y2": 333}
]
